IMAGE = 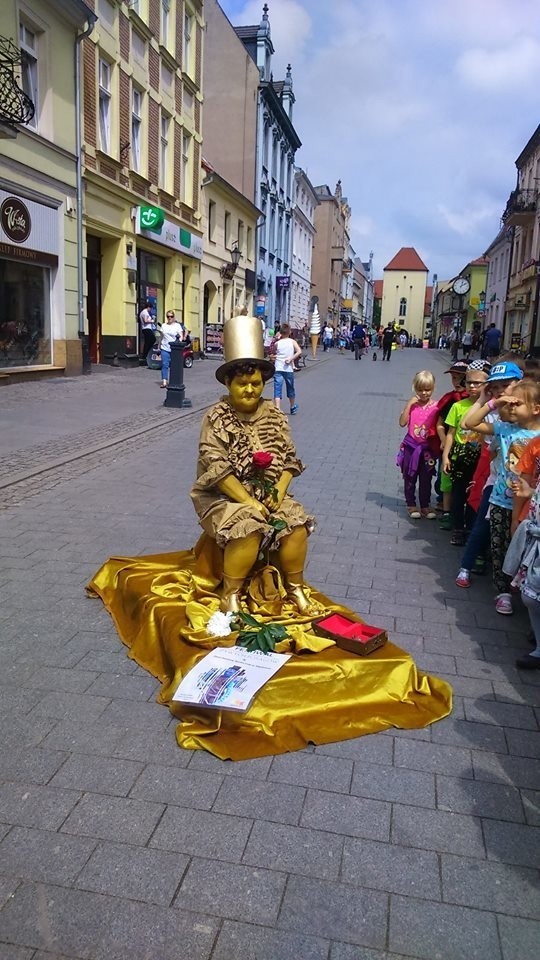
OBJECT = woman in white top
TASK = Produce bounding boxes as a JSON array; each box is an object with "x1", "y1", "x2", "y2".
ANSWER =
[
  {"x1": 273, "y1": 323, "x2": 302, "y2": 414},
  {"x1": 160, "y1": 310, "x2": 185, "y2": 387}
]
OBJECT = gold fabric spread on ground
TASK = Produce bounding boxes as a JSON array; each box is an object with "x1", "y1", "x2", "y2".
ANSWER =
[{"x1": 87, "y1": 543, "x2": 452, "y2": 761}]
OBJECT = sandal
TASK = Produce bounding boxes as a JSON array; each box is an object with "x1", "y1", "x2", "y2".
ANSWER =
[
  {"x1": 450, "y1": 530, "x2": 465, "y2": 546},
  {"x1": 407, "y1": 507, "x2": 421, "y2": 519},
  {"x1": 421, "y1": 509, "x2": 437, "y2": 519}
]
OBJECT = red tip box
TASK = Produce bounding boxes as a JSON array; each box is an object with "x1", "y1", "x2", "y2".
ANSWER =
[{"x1": 311, "y1": 613, "x2": 387, "y2": 656}]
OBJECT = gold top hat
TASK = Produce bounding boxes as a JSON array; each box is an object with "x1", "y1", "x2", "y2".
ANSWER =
[{"x1": 215, "y1": 314, "x2": 274, "y2": 384}]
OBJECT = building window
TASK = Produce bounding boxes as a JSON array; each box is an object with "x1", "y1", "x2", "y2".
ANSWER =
[
  {"x1": 0, "y1": 258, "x2": 51, "y2": 368},
  {"x1": 161, "y1": 62, "x2": 173, "y2": 92},
  {"x1": 98, "y1": 0, "x2": 116, "y2": 32},
  {"x1": 238, "y1": 220, "x2": 244, "y2": 255},
  {"x1": 183, "y1": 9, "x2": 192, "y2": 73},
  {"x1": 247, "y1": 225, "x2": 253, "y2": 260},
  {"x1": 208, "y1": 200, "x2": 216, "y2": 241},
  {"x1": 132, "y1": 29, "x2": 146, "y2": 64},
  {"x1": 19, "y1": 21, "x2": 38, "y2": 129},
  {"x1": 160, "y1": 0, "x2": 170, "y2": 45},
  {"x1": 98, "y1": 58, "x2": 111, "y2": 153},
  {"x1": 224, "y1": 212, "x2": 231, "y2": 248},
  {"x1": 160, "y1": 111, "x2": 170, "y2": 189},
  {"x1": 131, "y1": 86, "x2": 142, "y2": 171},
  {"x1": 181, "y1": 131, "x2": 191, "y2": 204},
  {"x1": 183, "y1": 88, "x2": 193, "y2": 117},
  {"x1": 399, "y1": 297, "x2": 407, "y2": 317}
]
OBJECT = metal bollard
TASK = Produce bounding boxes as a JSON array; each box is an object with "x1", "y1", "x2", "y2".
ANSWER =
[{"x1": 163, "y1": 336, "x2": 192, "y2": 408}]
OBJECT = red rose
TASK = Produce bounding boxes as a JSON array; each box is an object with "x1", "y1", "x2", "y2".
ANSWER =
[{"x1": 252, "y1": 451, "x2": 273, "y2": 470}]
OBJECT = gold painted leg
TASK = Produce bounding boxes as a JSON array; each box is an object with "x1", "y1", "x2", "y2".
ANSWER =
[
  {"x1": 284, "y1": 572, "x2": 315, "y2": 615},
  {"x1": 220, "y1": 533, "x2": 262, "y2": 613},
  {"x1": 219, "y1": 575, "x2": 246, "y2": 613}
]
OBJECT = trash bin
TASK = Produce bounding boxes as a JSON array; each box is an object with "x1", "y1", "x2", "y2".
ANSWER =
[{"x1": 192, "y1": 336, "x2": 200, "y2": 356}]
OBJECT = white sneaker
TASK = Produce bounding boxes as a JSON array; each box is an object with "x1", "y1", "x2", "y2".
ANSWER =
[{"x1": 495, "y1": 593, "x2": 513, "y2": 615}]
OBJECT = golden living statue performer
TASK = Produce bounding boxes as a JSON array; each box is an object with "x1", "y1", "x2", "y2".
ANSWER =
[
  {"x1": 87, "y1": 313, "x2": 452, "y2": 760},
  {"x1": 192, "y1": 316, "x2": 314, "y2": 616}
]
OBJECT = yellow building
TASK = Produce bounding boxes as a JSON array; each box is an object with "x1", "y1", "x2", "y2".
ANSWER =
[
  {"x1": 82, "y1": 0, "x2": 203, "y2": 363},
  {"x1": 200, "y1": 158, "x2": 260, "y2": 354},
  {"x1": 0, "y1": 0, "x2": 96, "y2": 379},
  {"x1": 380, "y1": 247, "x2": 429, "y2": 341}
]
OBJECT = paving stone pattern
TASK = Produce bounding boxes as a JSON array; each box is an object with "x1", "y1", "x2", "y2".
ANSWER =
[{"x1": 0, "y1": 349, "x2": 539, "y2": 959}]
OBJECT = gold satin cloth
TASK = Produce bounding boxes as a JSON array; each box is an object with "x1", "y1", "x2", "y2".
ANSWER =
[{"x1": 87, "y1": 542, "x2": 452, "y2": 760}]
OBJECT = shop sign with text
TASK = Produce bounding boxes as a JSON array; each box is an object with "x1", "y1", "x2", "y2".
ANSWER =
[
  {"x1": 135, "y1": 207, "x2": 202, "y2": 260},
  {"x1": 0, "y1": 189, "x2": 58, "y2": 262}
]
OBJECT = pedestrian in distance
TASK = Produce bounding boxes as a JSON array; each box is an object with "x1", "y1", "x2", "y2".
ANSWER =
[
  {"x1": 139, "y1": 300, "x2": 156, "y2": 360},
  {"x1": 272, "y1": 322, "x2": 302, "y2": 415},
  {"x1": 159, "y1": 310, "x2": 185, "y2": 387},
  {"x1": 461, "y1": 329, "x2": 473, "y2": 361},
  {"x1": 397, "y1": 371, "x2": 439, "y2": 518},
  {"x1": 322, "y1": 323, "x2": 333, "y2": 352},
  {"x1": 382, "y1": 322, "x2": 395, "y2": 360},
  {"x1": 351, "y1": 320, "x2": 367, "y2": 360},
  {"x1": 483, "y1": 322, "x2": 503, "y2": 359}
]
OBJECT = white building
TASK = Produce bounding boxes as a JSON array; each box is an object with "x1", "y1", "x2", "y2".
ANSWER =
[
  {"x1": 289, "y1": 167, "x2": 318, "y2": 330},
  {"x1": 484, "y1": 226, "x2": 513, "y2": 337}
]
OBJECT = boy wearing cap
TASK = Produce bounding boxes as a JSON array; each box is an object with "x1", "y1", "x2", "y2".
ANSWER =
[
  {"x1": 455, "y1": 361, "x2": 523, "y2": 588},
  {"x1": 435, "y1": 361, "x2": 469, "y2": 529},
  {"x1": 442, "y1": 360, "x2": 491, "y2": 546}
]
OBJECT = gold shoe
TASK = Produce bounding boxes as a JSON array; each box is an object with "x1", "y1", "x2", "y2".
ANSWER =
[
  {"x1": 285, "y1": 574, "x2": 315, "y2": 615},
  {"x1": 220, "y1": 576, "x2": 245, "y2": 614}
]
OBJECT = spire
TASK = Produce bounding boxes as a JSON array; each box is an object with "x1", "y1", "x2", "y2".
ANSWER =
[
  {"x1": 259, "y1": 3, "x2": 270, "y2": 36},
  {"x1": 284, "y1": 63, "x2": 292, "y2": 91},
  {"x1": 257, "y1": 1, "x2": 273, "y2": 78}
]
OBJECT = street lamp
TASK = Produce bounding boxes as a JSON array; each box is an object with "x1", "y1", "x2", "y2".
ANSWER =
[{"x1": 220, "y1": 241, "x2": 241, "y2": 279}]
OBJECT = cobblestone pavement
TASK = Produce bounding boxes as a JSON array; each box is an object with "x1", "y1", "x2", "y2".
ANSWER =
[{"x1": 0, "y1": 348, "x2": 539, "y2": 960}]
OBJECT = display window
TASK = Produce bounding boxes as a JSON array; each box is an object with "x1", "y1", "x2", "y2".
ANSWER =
[
  {"x1": 0, "y1": 258, "x2": 51, "y2": 366},
  {"x1": 138, "y1": 251, "x2": 165, "y2": 327}
]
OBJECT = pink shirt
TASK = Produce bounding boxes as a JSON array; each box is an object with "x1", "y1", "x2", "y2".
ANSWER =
[{"x1": 408, "y1": 400, "x2": 438, "y2": 441}]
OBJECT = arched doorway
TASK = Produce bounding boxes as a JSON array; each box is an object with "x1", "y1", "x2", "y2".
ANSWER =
[{"x1": 203, "y1": 280, "x2": 221, "y2": 354}]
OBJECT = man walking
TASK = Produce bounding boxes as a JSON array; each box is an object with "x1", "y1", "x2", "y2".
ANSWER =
[
  {"x1": 139, "y1": 300, "x2": 156, "y2": 360},
  {"x1": 382, "y1": 322, "x2": 395, "y2": 361},
  {"x1": 461, "y1": 329, "x2": 473, "y2": 361},
  {"x1": 352, "y1": 320, "x2": 367, "y2": 360},
  {"x1": 483, "y1": 322, "x2": 502, "y2": 359}
]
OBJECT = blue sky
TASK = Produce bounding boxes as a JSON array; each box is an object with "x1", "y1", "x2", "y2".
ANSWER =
[{"x1": 218, "y1": 0, "x2": 540, "y2": 281}]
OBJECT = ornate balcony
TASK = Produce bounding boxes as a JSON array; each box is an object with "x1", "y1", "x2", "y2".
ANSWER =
[{"x1": 502, "y1": 188, "x2": 538, "y2": 225}]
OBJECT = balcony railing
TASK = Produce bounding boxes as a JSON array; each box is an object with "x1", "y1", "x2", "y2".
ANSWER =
[{"x1": 502, "y1": 188, "x2": 538, "y2": 223}]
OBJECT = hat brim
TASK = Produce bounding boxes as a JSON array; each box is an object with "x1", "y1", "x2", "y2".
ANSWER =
[{"x1": 215, "y1": 357, "x2": 275, "y2": 385}]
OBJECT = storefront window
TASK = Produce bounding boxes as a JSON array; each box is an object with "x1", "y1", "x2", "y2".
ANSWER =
[
  {"x1": 0, "y1": 258, "x2": 51, "y2": 366},
  {"x1": 138, "y1": 251, "x2": 165, "y2": 347}
]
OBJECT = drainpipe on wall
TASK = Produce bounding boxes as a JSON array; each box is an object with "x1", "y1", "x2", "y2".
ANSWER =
[{"x1": 75, "y1": 12, "x2": 97, "y2": 374}]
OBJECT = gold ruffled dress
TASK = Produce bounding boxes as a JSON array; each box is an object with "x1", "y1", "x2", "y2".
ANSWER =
[
  {"x1": 191, "y1": 397, "x2": 312, "y2": 545},
  {"x1": 88, "y1": 397, "x2": 452, "y2": 760}
]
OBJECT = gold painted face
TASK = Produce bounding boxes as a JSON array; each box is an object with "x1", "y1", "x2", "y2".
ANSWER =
[{"x1": 227, "y1": 369, "x2": 264, "y2": 413}]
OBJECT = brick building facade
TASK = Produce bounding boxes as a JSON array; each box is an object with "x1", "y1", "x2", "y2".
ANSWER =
[{"x1": 82, "y1": 0, "x2": 203, "y2": 362}]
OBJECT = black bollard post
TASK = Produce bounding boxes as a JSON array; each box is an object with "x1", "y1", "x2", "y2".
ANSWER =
[{"x1": 164, "y1": 335, "x2": 192, "y2": 408}]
